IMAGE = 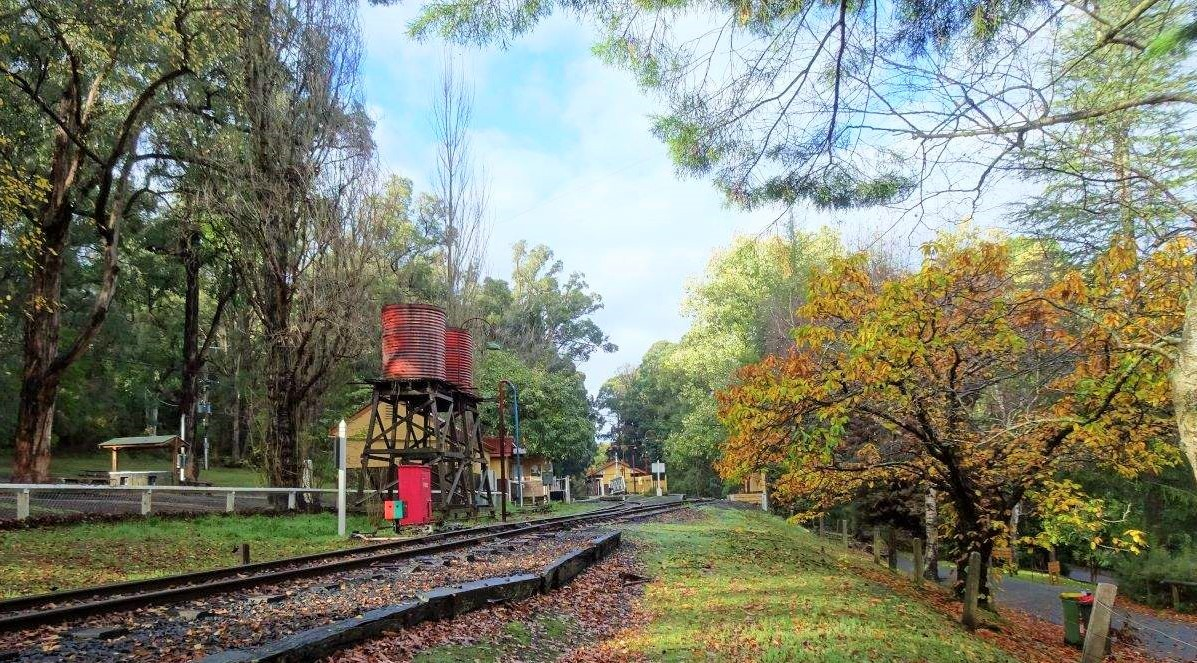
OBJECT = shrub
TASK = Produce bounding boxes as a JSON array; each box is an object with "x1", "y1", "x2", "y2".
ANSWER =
[{"x1": 1112, "y1": 547, "x2": 1197, "y2": 610}]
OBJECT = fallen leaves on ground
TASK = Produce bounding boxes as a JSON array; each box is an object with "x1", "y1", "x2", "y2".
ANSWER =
[
  {"x1": 329, "y1": 542, "x2": 652, "y2": 663},
  {"x1": 853, "y1": 563, "x2": 1165, "y2": 663}
]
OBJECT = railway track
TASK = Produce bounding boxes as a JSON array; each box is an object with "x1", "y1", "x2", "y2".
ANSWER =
[{"x1": 0, "y1": 498, "x2": 688, "y2": 636}]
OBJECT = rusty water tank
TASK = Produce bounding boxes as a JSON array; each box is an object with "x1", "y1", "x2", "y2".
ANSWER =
[
  {"x1": 381, "y1": 303, "x2": 446, "y2": 381},
  {"x1": 444, "y1": 327, "x2": 474, "y2": 392}
]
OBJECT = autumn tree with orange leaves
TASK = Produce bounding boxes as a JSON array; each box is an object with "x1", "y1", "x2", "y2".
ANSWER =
[{"x1": 718, "y1": 236, "x2": 1191, "y2": 606}]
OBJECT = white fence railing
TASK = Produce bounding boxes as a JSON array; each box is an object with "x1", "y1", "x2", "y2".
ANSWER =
[{"x1": 0, "y1": 483, "x2": 341, "y2": 521}]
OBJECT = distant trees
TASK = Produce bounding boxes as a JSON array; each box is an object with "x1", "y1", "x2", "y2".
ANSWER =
[
  {"x1": 221, "y1": 0, "x2": 379, "y2": 493},
  {"x1": 405, "y1": 0, "x2": 1197, "y2": 487},
  {"x1": 477, "y1": 349, "x2": 597, "y2": 475},
  {"x1": 600, "y1": 230, "x2": 841, "y2": 494},
  {"x1": 478, "y1": 241, "x2": 615, "y2": 370},
  {"x1": 0, "y1": 0, "x2": 614, "y2": 489},
  {"x1": 718, "y1": 236, "x2": 1190, "y2": 603}
]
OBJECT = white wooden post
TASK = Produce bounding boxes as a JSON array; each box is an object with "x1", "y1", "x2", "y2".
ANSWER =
[
  {"x1": 179, "y1": 415, "x2": 187, "y2": 482},
  {"x1": 564, "y1": 476, "x2": 571, "y2": 503},
  {"x1": 225, "y1": 491, "x2": 235, "y2": 513},
  {"x1": 287, "y1": 491, "x2": 296, "y2": 510},
  {"x1": 761, "y1": 471, "x2": 769, "y2": 511},
  {"x1": 337, "y1": 419, "x2": 347, "y2": 537},
  {"x1": 141, "y1": 490, "x2": 153, "y2": 516},
  {"x1": 16, "y1": 489, "x2": 30, "y2": 521}
]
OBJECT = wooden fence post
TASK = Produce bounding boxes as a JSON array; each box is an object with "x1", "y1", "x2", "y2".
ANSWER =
[
  {"x1": 1080, "y1": 583, "x2": 1117, "y2": 663},
  {"x1": 140, "y1": 490, "x2": 153, "y2": 516},
  {"x1": 818, "y1": 514, "x2": 825, "y2": 538},
  {"x1": 912, "y1": 538, "x2": 924, "y2": 586},
  {"x1": 887, "y1": 527, "x2": 898, "y2": 571},
  {"x1": 962, "y1": 551, "x2": 981, "y2": 629},
  {"x1": 239, "y1": 543, "x2": 251, "y2": 565},
  {"x1": 873, "y1": 529, "x2": 882, "y2": 565},
  {"x1": 226, "y1": 492, "x2": 236, "y2": 513},
  {"x1": 842, "y1": 519, "x2": 850, "y2": 548},
  {"x1": 287, "y1": 491, "x2": 297, "y2": 511}
]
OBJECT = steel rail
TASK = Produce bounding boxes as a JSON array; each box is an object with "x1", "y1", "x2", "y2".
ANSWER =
[
  {"x1": 0, "y1": 502, "x2": 626, "y2": 615},
  {"x1": 0, "y1": 500, "x2": 688, "y2": 633}
]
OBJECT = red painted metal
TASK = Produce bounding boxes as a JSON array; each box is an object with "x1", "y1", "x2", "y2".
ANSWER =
[
  {"x1": 396, "y1": 464, "x2": 433, "y2": 526},
  {"x1": 380, "y1": 304, "x2": 446, "y2": 381},
  {"x1": 443, "y1": 327, "x2": 474, "y2": 392}
]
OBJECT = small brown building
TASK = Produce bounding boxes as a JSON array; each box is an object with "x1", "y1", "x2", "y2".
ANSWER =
[{"x1": 482, "y1": 436, "x2": 552, "y2": 503}]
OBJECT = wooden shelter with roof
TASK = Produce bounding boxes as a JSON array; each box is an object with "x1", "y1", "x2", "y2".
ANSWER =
[{"x1": 98, "y1": 435, "x2": 183, "y2": 473}]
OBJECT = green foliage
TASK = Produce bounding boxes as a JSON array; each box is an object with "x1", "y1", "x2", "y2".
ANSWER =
[
  {"x1": 599, "y1": 230, "x2": 841, "y2": 495},
  {"x1": 478, "y1": 241, "x2": 615, "y2": 371},
  {"x1": 1146, "y1": 19, "x2": 1197, "y2": 57},
  {"x1": 1112, "y1": 547, "x2": 1197, "y2": 608},
  {"x1": 477, "y1": 349, "x2": 597, "y2": 475},
  {"x1": 753, "y1": 168, "x2": 916, "y2": 211}
]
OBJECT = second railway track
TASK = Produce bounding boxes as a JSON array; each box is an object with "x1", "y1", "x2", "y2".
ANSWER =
[{"x1": 0, "y1": 499, "x2": 688, "y2": 635}]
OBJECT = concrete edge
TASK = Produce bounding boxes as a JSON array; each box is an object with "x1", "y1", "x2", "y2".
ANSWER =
[{"x1": 201, "y1": 531, "x2": 623, "y2": 663}]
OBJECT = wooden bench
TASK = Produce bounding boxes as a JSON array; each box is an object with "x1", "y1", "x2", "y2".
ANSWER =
[{"x1": 1161, "y1": 579, "x2": 1197, "y2": 610}]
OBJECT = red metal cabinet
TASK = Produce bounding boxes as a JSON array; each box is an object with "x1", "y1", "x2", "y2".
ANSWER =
[{"x1": 396, "y1": 464, "x2": 432, "y2": 526}]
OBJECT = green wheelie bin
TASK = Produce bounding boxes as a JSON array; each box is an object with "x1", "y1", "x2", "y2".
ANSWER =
[{"x1": 1060, "y1": 592, "x2": 1085, "y2": 647}]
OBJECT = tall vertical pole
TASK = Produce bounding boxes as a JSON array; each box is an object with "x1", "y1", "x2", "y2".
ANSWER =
[
  {"x1": 498, "y1": 383, "x2": 508, "y2": 522},
  {"x1": 337, "y1": 419, "x2": 347, "y2": 537},
  {"x1": 179, "y1": 415, "x2": 186, "y2": 482},
  {"x1": 202, "y1": 367, "x2": 210, "y2": 471},
  {"x1": 510, "y1": 384, "x2": 523, "y2": 506}
]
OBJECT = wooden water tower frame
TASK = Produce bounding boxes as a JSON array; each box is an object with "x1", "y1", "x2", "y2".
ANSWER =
[{"x1": 359, "y1": 377, "x2": 494, "y2": 521}]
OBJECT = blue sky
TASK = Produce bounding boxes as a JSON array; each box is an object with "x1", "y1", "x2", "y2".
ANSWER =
[{"x1": 357, "y1": 3, "x2": 939, "y2": 395}]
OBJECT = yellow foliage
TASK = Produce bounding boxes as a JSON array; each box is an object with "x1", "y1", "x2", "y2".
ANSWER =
[{"x1": 718, "y1": 234, "x2": 1189, "y2": 550}]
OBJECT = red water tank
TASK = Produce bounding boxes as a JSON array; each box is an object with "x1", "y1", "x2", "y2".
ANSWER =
[
  {"x1": 396, "y1": 464, "x2": 432, "y2": 526},
  {"x1": 381, "y1": 304, "x2": 446, "y2": 381},
  {"x1": 444, "y1": 327, "x2": 474, "y2": 392}
]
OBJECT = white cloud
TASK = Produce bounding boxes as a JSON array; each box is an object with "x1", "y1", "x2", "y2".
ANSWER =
[{"x1": 358, "y1": 4, "x2": 953, "y2": 395}]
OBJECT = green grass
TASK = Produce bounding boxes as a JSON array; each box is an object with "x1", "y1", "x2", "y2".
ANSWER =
[
  {"x1": 619, "y1": 507, "x2": 1019, "y2": 662},
  {"x1": 0, "y1": 499, "x2": 603, "y2": 598},
  {"x1": 0, "y1": 452, "x2": 265, "y2": 486},
  {"x1": 0, "y1": 512, "x2": 372, "y2": 597}
]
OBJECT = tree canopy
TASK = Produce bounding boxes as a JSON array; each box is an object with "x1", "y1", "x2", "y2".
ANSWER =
[{"x1": 719, "y1": 235, "x2": 1190, "y2": 600}]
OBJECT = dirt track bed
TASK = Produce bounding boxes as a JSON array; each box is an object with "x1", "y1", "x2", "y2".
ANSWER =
[{"x1": 327, "y1": 542, "x2": 650, "y2": 663}]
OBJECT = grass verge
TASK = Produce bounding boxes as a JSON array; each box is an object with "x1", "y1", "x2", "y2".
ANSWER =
[
  {"x1": 0, "y1": 500, "x2": 604, "y2": 598},
  {"x1": 0, "y1": 512, "x2": 372, "y2": 597},
  {"x1": 617, "y1": 506, "x2": 1018, "y2": 662}
]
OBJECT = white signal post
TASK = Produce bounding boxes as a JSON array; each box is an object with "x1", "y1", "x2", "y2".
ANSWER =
[
  {"x1": 652, "y1": 461, "x2": 665, "y2": 497},
  {"x1": 337, "y1": 419, "x2": 347, "y2": 537}
]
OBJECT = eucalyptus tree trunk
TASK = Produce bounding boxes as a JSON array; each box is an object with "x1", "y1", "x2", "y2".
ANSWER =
[
  {"x1": 180, "y1": 228, "x2": 202, "y2": 482},
  {"x1": 1175, "y1": 279, "x2": 1197, "y2": 485}
]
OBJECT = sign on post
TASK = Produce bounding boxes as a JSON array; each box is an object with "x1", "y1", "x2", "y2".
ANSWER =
[{"x1": 651, "y1": 461, "x2": 665, "y2": 497}]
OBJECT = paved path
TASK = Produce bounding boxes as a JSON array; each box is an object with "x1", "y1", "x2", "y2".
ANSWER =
[{"x1": 893, "y1": 555, "x2": 1197, "y2": 661}]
